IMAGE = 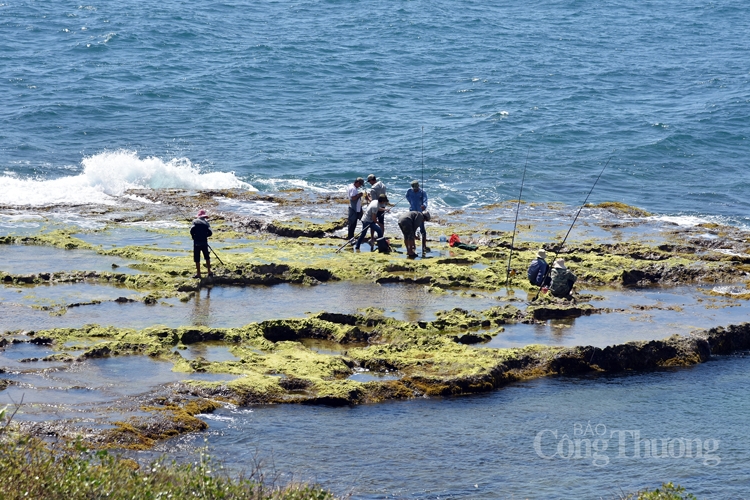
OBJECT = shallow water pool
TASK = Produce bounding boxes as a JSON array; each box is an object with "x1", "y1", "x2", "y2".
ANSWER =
[{"x1": 162, "y1": 353, "x2": 750, "y2": 499}]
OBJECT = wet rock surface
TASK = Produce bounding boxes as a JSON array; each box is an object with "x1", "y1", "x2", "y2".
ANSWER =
[{"x1": 3, "y1": 192, "x2": 750, "y2": 449}]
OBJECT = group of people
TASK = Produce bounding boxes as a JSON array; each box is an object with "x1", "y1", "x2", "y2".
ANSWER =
[
  {"x1": 347, "y1": 175, "x2": 430, "y2": 258},
  {"x1": 527, "y1": 248, "x2": 577, "y2": 298},
  {"x1": 189, "y1": 181, "x2": 577, "y2": 299}
]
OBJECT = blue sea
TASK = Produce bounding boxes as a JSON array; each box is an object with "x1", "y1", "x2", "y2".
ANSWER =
[
  {"x1": 1, "y1": 0, "x2": 749, "y2": 223},
  {"x1": 3, "y1": 1, "x2": 750, "y2": 498}
]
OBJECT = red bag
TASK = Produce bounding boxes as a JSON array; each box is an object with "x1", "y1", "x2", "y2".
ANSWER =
[{"x1": 448, "y1": 233, "x2": 461, "y2": 247}]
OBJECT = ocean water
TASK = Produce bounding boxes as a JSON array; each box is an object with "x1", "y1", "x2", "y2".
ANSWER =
[
  {"x1": 3, "y1": 2, "x2": 750, "y2": 497},
  {"x1": 1, "y1": 0, "x2": 749, "y2": 223}
]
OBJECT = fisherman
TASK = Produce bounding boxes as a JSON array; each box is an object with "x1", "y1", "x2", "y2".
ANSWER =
[
  {"x1": 398, "y1": 210, "x2": 431, "y2": 258},
  {"x1": 347, "y1": 177, "x2": 365, "y2": 240},
  {"x1": 549, "y1": 258, "x2": 577, "y2": 298},
  {"x1": 355, "y1": 194, "x2": 389, "y2": 251},
  {"x1": 406, "y1": 180, "x2": 427, "y2": 212},
  {"x1": 406, "y1": 180, "x2": 429, "y2": 250},
  {"x1": 365, "y1": 174, "x2": 387, "y2": 232},
  {"x1": 527, "y1": 248, "x2": 551, "y2": 287},
  {"x1": 190, "y1": 209, "x2": 213, "y2": 279}
]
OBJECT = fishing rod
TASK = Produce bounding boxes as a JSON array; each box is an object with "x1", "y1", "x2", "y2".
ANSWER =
[
  {"x1": 505, "y1": 148, "x2": 530, "y2": 286},
  {"x1": 207, "y1": 244, "x2": 224, "y2": 266},
  {"x1": 533, "y1": 156, "x2": 611, "y2": 301},
  {"x1": 421, "y1": 126, "x2": 424, "y2": 189}
]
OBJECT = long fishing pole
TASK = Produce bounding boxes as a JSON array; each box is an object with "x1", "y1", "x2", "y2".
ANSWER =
[
  {"x1": 533, "y1": 156, "x2": 611, "y2": 301},
  {"x1": 421, "y1": 126, "x2": 424, "y2": 188},
  {"x1": 506, "y1": 148, "x2": 530, "y2": 286}
]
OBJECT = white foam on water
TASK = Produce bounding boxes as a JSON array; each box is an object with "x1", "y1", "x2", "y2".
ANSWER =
[
  {"x1": 0, "y1": 150, "x2": 256, "y2": 207},
  {"x1": 252, "y1": 177, "x2": 340, "y2": 194},
  {"x1": 124, "y1": 220, "x2": 183, "y2": 229},
  {"x1": 650, "y1": 215, "x2": 711, "y2": 227},
  {"x1": 711, "y1": 285, "x2": 746, "y2": 295}
]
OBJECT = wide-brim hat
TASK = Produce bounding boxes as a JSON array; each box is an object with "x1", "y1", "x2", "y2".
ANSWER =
[
  {"x1": 367, "y1": 174, "x2": 376, "y2": 182},
  {"x1": 197, "y1": 209, "x2": 207, "y2": 218},
  {"x1": 553, "y1": 258, "x2": 566, "y2": 269},
  {"x1": 411, "y1": 180, "x2": 420, "y2": 187},
  {"x1": 536, "y1": 249, "x2": 547, "y2": 259}
]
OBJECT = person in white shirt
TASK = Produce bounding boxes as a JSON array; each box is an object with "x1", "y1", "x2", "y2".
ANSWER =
[
  {"x1": 355, "y1": 194, "x2": 388, "y2": 250},
  {"x1": 347, "y1": 177, "x2": 365, "y2": 240}
]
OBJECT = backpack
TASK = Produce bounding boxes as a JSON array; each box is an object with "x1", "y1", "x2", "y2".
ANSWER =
[
  {"x1": 549, "y1": 269, "x2": 573, "y2": 297},
  {"x1": 528, "y1": 260, "x2": 542, "y2": 285},
  {"x1": 377, "y1": 237, "x2": 392, "y2": 254}
]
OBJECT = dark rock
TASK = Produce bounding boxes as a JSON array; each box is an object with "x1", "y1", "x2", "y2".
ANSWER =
[
  {"x1": 29, "y1": 336, "x2": 53, "y2": 345},
  {"x1": 303, "y1": 268, "x2": 335, "y2": 282},
  {"x1": 279, "y1": 377, "x2": 312, "y2": 391},
  {"x1": 251, "y1": 264, "x2": 290, "y2": 275},
  {"x1": 530, "y1": 305, "x2": 596, "y2": 321},
  {"x1": 178, "y1": 328, "x2": 225, "y2": 344},
  {"x1": 454, "y1": 333, "x2": 491, "y2": 344},
  {"x1": 314, "y1": 312, "x2": 359, "y2": 326}
]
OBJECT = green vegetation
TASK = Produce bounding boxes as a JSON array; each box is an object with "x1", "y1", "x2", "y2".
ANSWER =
[
  {"x1": 625, "y1": 482, "x2": 697, "y2": 500},
  {"x1": 0, "y1": 434, "x2": 335, "y2": 500}
]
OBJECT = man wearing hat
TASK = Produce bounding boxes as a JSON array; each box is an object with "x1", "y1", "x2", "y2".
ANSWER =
[
  {"x1": 355, "y1": 194, "x2": 389, "y2": 251},
  {"x1": 190, "y1": 209, "x2": 213, "y2": 279},
  {"x1": 406, "y1": 180, "x2": 429, "y2": 251},
  {"x1": 347, "y1": 177, "x2": 365, "y2": 240},
  {"x1": 365, "y1": 174, "x2": 387, "y2": 233},
  {"x1": 406, "y1": 180, "x2": 427, "y2": 212},
  {"x1": 549, "y1": 258, "x2": 577, "y2": 298},
  {"x1": 398, "y1": 210, "x2": 431, "y2": 258},
  {"x1": 527, "y1": 248, "x2": 550, "y2": 287}
]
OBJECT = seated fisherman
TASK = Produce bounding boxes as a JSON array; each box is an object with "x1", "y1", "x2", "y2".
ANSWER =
[
  {"x1": 527, "y1": 248, "x2": 551, "y2": 287},
  {"x1": 549, "y1": 258, "x2": 577, "y2": 298}
]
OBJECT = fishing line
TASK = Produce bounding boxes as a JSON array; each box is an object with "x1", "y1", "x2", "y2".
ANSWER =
[
  {"x1": 533, "y1": 156, "x2": 611, "y2": 301},
  {"x1": 421, "y1": 126, "x2": 424, "y2": 189},
  {"x1": 506, "y1": 148, "x2": 530, "y2": 286}
]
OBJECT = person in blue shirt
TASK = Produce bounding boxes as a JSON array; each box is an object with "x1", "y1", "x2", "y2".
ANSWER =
[
  {"x1": 406, "y1": 180, "x2": 427, "y2": 212},
  {"x1": 527, "y1": 249, "x2": 550, "y2": 287},
  {"x1": 405, "y1": 180, "x2": 429, "y2": 251}
]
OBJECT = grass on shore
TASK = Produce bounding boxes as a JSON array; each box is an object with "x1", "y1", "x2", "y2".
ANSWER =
[{"x1": 0, "y1": 406, "x2": 335, "y2": 500}]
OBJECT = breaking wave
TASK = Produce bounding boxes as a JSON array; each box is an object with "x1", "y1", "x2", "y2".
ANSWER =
[{"x1": 0, "y1": 150, "x2": 255, "y2": 206}]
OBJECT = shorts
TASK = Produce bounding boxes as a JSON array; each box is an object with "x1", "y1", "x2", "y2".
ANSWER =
[
  {"x1": 194, "y1": 245, "x2": 210, "y2": 263},
  {"x1": 398, "y1": 218, "x2": 415, "y2": 239}
]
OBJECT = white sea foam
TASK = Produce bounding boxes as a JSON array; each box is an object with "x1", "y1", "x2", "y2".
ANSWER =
[
  {"x1": 0, "y1": 150, "x2": 255, "y2": 207},
  {"x1": 253, "y1": 177, "x2": 338, "y2": 194},
  {"x1": 650, "y1": 215, "x2": 711, "y2": 227}
]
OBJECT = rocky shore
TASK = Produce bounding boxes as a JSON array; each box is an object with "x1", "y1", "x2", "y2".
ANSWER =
[{"x1": 2, "y1": 189, "x2": 750, "y2": 450}]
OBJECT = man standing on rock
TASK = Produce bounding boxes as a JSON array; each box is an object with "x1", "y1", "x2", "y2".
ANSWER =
[
  {"x1": 405, "y1": 180, "x2": 429, "y2": 252},
  {"x1": 365, "y1": 174, "x2": 387, "y2": 232},
  {"x1": 347, "y1": 177, "x2": 365, "y2": 240},
  {"x1": 190, "y1": 209, "x2": 213, "y2": 279}
]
